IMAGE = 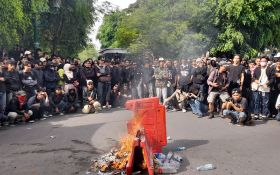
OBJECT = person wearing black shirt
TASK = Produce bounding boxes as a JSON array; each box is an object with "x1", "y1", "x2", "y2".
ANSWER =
[
  {"x1": 223, "y1": 88, "x2": 249, "y2": 125},
  {"x1": 4, "y1": 60, "x2": 22, "y2": 103}
]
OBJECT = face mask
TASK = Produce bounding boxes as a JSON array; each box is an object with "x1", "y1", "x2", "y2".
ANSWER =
[{"x1": 260, "y1": 62, "x2": 267, "y2": 67}]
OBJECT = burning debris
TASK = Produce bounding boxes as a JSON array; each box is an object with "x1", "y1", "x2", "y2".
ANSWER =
[{"x1": 89, "y1": 97, "x2": 183, "y2": 175}]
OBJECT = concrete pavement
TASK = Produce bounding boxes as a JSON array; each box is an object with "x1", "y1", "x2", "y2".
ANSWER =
[{"x1": 0, "y1": 109, "x2": 280, "y2": 175}]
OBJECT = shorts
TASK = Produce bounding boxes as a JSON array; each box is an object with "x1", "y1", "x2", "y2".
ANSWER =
[{"x1": 207, "y1": 91, "x2": 230, "y2": 103}]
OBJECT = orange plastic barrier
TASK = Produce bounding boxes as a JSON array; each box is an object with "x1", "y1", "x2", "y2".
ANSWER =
[{"x1": 125, "y1": 97, "x2": 167, "y2": 153}]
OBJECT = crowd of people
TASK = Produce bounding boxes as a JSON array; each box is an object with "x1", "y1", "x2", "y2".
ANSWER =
[{"x1": 0, "y1": 46, "x2": 280, "y2": 127}]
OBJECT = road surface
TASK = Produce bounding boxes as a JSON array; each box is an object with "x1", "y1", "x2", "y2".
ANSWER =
[{"x1": 0, "y1": 109, "x2": 280, "y2": 175}]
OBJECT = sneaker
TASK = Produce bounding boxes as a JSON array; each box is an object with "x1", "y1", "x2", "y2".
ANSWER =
[
  {"x1": 171, "y1": 108, "x2": 179, "y2": 112},
  {"x1": 107, "y1": 105, "x2": 112, "y2": 109},
  {"x1": 253, "y1": 115, "x2": 259, "y2": 120},
  {"x1": 29, "y1": 120, "x2": 35, "y2": 123},
  {"x1": 43, "y1": 114, "x2": 48, "y2": 118},
  {"x1": 182, "y1": 109, "x2": 187, "y2": 113},
  {"x1": 48, "y1": 114, "x2": 53, "y2": 117},
  {"x1": 40, "y1": 118, "x2": 47, "y2": 121},
  {"x1": 59, "y1": 113, "x2": 64, "y2": 116},
  {"x1": 102, "y1": 105, "x2": 107, "y2": 109}
]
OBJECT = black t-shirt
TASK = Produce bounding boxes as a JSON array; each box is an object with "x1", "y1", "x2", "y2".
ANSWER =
[
  {"x1": 232, "y1": 97, "x2": 248, "y2": 111},
  {"x1": 229, "y1": 65, "x2": 244, "y2": 82},
  {"x1": 192, "y1": 66, "x2": 207, "y2": 84}
]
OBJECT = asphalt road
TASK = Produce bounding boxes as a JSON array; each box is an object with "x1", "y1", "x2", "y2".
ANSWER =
[{"x1": 0, "y1": 109, "x2": 280, "y2": 175}]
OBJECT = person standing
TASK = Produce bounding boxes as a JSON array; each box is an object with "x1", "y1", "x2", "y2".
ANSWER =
[
  {"x1": 252, "y1": 57, "x2": 275, "y2": 120},
  {"x1": 154, "y1": 58, "x2": 169, "y2": 103}
]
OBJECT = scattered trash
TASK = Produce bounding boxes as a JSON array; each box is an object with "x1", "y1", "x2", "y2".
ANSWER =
[
  {"x1": 173, "y1": 153, "x2": 183, "y2": 162},
  {"x1": 85, "y1": 171, "x2": 92, "y2": 174},
  {"x1": 176, "y1": 147, "x2": 186, "y2": 151},
  {"x1": 50, "y1": 136, "x2": 56, "y2": 139},
  {"x1": 196, "y1": 164, "x2": 216, "y2": 171},
  {"x1": 154, "y1": 152, "x2": 182, "y2": 174}
]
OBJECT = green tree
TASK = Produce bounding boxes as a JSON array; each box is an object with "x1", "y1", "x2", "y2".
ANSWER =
[
  {"x1": 0, "y1": 0, "x2": 26, "y2": 48},
  {"x1": 78, "y1": 44, "x2": 98, "y2": 61}
]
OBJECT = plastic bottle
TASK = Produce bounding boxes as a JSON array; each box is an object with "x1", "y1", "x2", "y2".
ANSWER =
[
  {"x1": 166, "y1": 151, "x2": 173, "y2": 160},
  {"x1": 176, "y1": 147, "x2": 186, "y2": 151},
  {"x1": 196, "y1": 164, "x2": 216, "y2": 171},
  {"x1": 155, "y1": 153, "x2": 166, "y2": 159},
  {"x1": 173, "y1": 153, "x2": 183, "y2": 162}
]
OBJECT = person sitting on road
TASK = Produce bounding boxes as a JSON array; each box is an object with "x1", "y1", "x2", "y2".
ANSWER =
[
  {"x1": 207, "y1": 62, "x2": 230, "y2": 119},
  {"x1": 163, "y1": 85, "x2": 188, "y2": 112},
  {"x1": 223, "y1": 88, "x2": 250, "y2": 125},
  {"x1": 5, "y1": 90, "x2": 33, "y2": 125},
  {"x1": 187, "y1": 83, "x2": 208, "y2": 117},
  {"x1": 108, "y1": 84, "x2": 121, "y2": 108},
  {"x1": 82, "y1": 80, "x2": 101, "y2": 114},
  {"x1": 49, "y1": 86, "x2": 67, "y2": 116},
  {"x1": 65, "y1": 88, "x2": 80, "y2": 113},
  {"x1": 120, "y1": 83, "x2": 132, "y2": 107},
  {"x1": 27, "y1": 88, "x2": 50, "y2": 121}
]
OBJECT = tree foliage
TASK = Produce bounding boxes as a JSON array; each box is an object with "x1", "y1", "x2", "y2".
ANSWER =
[
  {"x1": 98, "y1": 0, "x2": 280, "y2": 58},
  {"x1": 0, "y1": 0, "x2": 99, "y2": 57}
]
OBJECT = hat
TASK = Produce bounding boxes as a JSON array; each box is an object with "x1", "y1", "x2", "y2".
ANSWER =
[
  {"x1": 16, "y1": 90, "x2": 26, "y2": 96},
  {"x1": 210, "y1": 57, "x2": 217, "y2": 61},
  {"x1": 55, "y1": 86, "x2": 62, "y2": 90},
  {"x1": 274, "y1": 53, "x2": 280, "y2": 58},
  {"x1": 87, "y1": 80, "x2": 93, "y2": 84},
  {"x1": 40, "y1": 57, "x2": 47, "y2": 62},
  {"x1": 219, "y1": 61, "x2": 228, "y2": 67},
  {"x1": 158, "y1": 57, "x2": 165, "y2": 61},
  {"x1": 24, "y1": 50, "x2": 32, "y2": 55},
  {"x1": 232, "y1": 88, "x2": 241, "y2": 94}
]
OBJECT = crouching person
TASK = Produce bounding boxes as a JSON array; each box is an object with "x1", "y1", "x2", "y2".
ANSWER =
[
  {"x1": 82, "y1": 80, "x2": 101, "y2": 114},
  {"x1": 49, "y1": 86, "x2": 66, "y2": 115},
  {"x1": 223, "y1": 88, "x2": 249, "y2": 125},
  {"x1": 5, "y1": 90, "x2": 33, "y2": 124},
  {"x1": 163, "y1": 86, "x2": 188, "y2": 112},
  {"x1": 65, "y1": 88, "x2": 80, "y2": 113},
  {"x1": 188, "y1": 84, "x2": 208, "y2": 117},
  {"x1": 27, "y1": 89, "x2": 50, "y2": 121}
]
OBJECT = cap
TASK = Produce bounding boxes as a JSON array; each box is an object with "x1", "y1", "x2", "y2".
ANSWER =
[
  {"x1": 40, "y1": 57, "x2": 47, "y2": 62},
  {"x1": 274, "y1": 53, "x2": 280, "y2": 58},
  {"x1": 210, "y1": 57, "x2": 217, "y2": 61},
  {"x1": 87, "y1": 80, "x2": 93, "y2": 84},
  {"x1": 219, "y1": 61, "x2": 228, "y2": 67},
  {"x1": 24, "y1": 50, "x2": 32, "y2": 55},
  {"x1": 16, "y1": 90, "x2": 26, "y2": 96},
  {"x1": 232, "y1": 88, "x2": 241, "y2": 94},
  {"x1": 158, "y1": 57, "x2": 165, "y2": 61}
]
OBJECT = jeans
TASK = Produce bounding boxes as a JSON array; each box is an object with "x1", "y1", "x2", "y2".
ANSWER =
[
  {"x1": 188, "y1": 99, "x2": 208, "y2": 116},
  {"x1": 252, "y1": 91, "x2": 270, "y2": 116},
  {"x1": 143, "y1": 82, "x2": 154, "y2": 97},
  {"x1": 97, "y1": 81, "x2": 111, "y2": 105},
  {"x1": 223, "y1": 110, "x2": 247, "y2": 121},
  {"x1": 132, "y1": 81, "x2": 143, "y2": 99},
  {"x1": 276, "y1": 109, "x2": 280, "y2": 121},
  {"x1": 52, "y1": 101, "x2": 67, "y2": 113},
  {"x1": 156, "y1": 87, "x2": 168, "y2": 103},
  {"x1": 0, "y1": 92, "x2": 6, "y2": 114}
]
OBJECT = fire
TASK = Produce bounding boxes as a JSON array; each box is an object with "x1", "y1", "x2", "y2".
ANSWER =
[{"x1": 91, "y1": 115, "x2": 145, "y2": 173}]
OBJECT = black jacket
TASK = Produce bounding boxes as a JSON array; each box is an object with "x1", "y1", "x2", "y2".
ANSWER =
[
  {"x1": 253, "y1": 67, "x2": 275, "y2": 87},
  {"x1": 4, "y1": 70, "x2": 22, "y2": 92}
]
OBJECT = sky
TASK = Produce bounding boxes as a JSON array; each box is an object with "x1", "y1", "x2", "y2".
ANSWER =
[{"x1": 89, "y1": 0, "x2": 137, "y2": 50}]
